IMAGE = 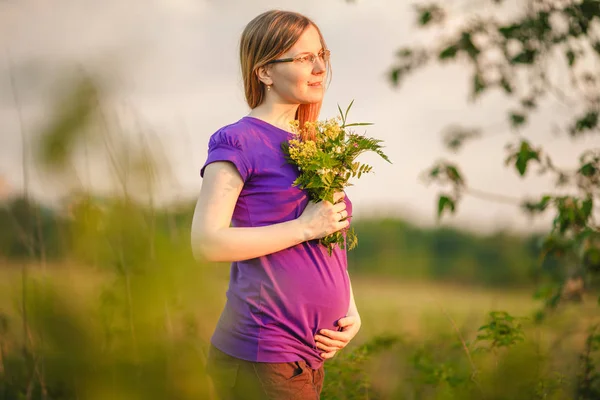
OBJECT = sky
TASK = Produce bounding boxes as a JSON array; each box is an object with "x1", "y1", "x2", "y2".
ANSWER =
[{"x1": 0, "y1": 0, "x2": 598, "y2": 234}]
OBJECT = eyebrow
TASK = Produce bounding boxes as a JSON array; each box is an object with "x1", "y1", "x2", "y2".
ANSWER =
[{"x1": 292, "y1": 48, "x2": 325, "y2": 56}]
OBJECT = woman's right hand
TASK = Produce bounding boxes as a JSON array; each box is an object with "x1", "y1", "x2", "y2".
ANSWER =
[{"x1": 298, "y1": 191, "x2": 350, "y2": 241}]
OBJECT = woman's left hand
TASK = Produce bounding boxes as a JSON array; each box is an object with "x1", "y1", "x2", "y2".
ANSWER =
[{"x1": 314, "y1": 315, "x2": 361, "y2": 360}]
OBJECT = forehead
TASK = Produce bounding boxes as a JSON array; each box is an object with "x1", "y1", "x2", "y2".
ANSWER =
[{"x1": 286, "y1": 25, "x2": 323, "y2": 54}]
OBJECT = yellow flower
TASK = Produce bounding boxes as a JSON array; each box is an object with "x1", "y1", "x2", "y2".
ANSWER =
[
  {"x1": 289, "y1": 120, "x2": 300, "y2": 135},
  {"x1": 288, "y1": 139, "x2": 318, "y2": 168}
]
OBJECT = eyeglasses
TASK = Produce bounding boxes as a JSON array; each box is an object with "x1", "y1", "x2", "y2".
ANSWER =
[{"x1": 266, "y1": 49, "x2": 331, "y2": 66}]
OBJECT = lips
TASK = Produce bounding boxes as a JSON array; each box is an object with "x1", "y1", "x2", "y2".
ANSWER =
[{"x1": 308, "y1": 82, "x2": 322, "y2": 86}]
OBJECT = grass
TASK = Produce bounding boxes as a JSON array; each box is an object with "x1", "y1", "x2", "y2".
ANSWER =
[{"x1": 0, "y1": 263, "x2": 598, "y2": 399}]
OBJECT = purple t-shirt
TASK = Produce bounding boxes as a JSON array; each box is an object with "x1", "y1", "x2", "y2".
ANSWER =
[{"x1": 200, "y1": 116, "x2": 352, "y2": 370}]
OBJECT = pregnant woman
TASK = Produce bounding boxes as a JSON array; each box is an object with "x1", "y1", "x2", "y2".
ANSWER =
[{"x1": 191, "y1": 10, "x2": 361, "y2": 400}]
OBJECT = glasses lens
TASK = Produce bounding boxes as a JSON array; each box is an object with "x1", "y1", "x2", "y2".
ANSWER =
[
  {"x1": 320, "y1": 50, "x2": 330, "y2": 62},
  {"x1": 295, "y1": 54, "x2": 312, "y2": 63}
]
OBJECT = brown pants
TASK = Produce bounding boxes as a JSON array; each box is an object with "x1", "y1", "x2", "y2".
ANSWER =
[{"x1": 206, "y1": 345, "x2": 325, "y2": 400}]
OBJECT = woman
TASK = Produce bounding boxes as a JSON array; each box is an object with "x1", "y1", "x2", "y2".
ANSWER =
[{"x1": 191, "y1": 10, "x2": 361, "y2": 400}]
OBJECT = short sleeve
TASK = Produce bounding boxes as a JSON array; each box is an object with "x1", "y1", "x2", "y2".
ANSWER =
[{"x1": 200, "y1": 129, "x2": 252, "y2": 182}]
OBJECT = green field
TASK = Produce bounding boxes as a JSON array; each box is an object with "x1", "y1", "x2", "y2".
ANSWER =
[{"x1": 1, "y1": 262, "x2": 597, "y2": 399}]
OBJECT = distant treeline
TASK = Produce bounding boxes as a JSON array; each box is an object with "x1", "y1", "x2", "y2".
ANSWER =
[
  {"x1": 0, "y1": 196, "x2": 563, "y2": 287},
  {"x1": 348, "y1": 219, "x2": 563, "y2": 287}
]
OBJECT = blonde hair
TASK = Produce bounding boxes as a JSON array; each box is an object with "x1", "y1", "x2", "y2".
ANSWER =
[{"x1": 240, "y1": 10, "x2": 331, "y2": 140}]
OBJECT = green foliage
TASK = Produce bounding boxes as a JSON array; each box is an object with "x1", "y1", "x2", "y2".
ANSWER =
[
  {"x1": 504, "y1": 139, "x2": 541, "y2": 176},
  {"x1": 0, "y1": 198, "x2": 67, "y2": 260},
  {"x1": 415, "y1": 4, "x2": 446, "y2": 26},
  {"x1": 442, "y1": 125, "x2": 482, "y2": 152},
  {"x1": 0, "y1": 198, "x2": 216, "y2": 399},
  {"x1": 438, "y1": 195, "x2": 456, "y2": 220},
  {"x1": 37, "y1": 75, "x2": 100, "y2": 171},
  {"x1": 320, "y1": 310, "x2": 582, "y2": 399},
  {"x1": 474, "y1": 311, "x2": 525, "y2": 352},
  {"x1": 322, "y1": 334, "x2": 400, "y2": 399},
  {"x1": 571, "y1": 111, "x2": 599, "y2": 136},
  {"x1": 386, "y1": 1, "x2": 600, "y2": 396},
  {"x1": 391, "y1": 0, "x2": 600, "y2": 309},
  {"x1": 577, "y1": 325, "x2": 600, "y2": 399}
]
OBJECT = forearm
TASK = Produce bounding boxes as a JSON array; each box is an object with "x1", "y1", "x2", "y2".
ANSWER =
[
  {"x1": 192, "y1": 219, "x2": 308, "y2": 263},
  {"x1": 347, "y1": 271, "x2": 360, "y2": 320}
]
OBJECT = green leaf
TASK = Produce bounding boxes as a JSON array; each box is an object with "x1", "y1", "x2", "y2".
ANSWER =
[
  {"x1": 460, "y1": 32, "x2": 480, "y2": 60},
  {"x1": 446, "y1": 165, "x2": 464, "y2": 185},
  {"x1": 498, "y1": 23, "x2": 522, "y2": 39},
  {"x1": 337, "y1": 104, "x2": 345, "y2": 124},
  {"x1": 439, "y1": 44, "x2": 458, "y2": 60},
  {"x1": 566, "y1": 49, "x2": 576, "y2": 66},
  {"x1": 579, "y1": 163, "x2": 597, "y2": 177},
  {"x1": 419, "y1": 9, "x2": 433, "y2": 26},
  {"x1": 437, "y1": 195, "x2": 456, "y2": 219},
  {"x1": 511, "y1": 49, "x2": 536, "y2": 65},
  {"x1": 390, "y1": 68, "x2": 401, "y2": 85},
  {"x1": 513, "y1": 140, "x2": 540, "y2": 176},
  {"x1": 344, "y1": 100, "x2": 355, "y2": 123},
  {"x1": 569, "y1": 110, "x2": 599, "y2": 136},
  {"x1": 473, "y1": 73, "x2": 486, "y2": 96},
  {"x1": 522, "y1": 195, "x2": 552, "y2": 214},
  {"x1": 343, "y1": 123, "x2": 375, "y2": 127},
  {"x1": 510, "y1": 112, "x2": 527, "y2": 128},
  {"x1": 500, "y1": 76, "x2": 513, "y2": 94},
  {"x1": 581, "y1": 197, "x2": 593, "y2": 219},
  {"x1": 415, "y1": 4, "x2": 446, "y2": 26}
]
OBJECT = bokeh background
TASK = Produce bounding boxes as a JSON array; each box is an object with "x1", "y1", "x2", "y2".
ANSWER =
[{"x1": 1, "y1": 0, "x2": 599, "y2": 399}]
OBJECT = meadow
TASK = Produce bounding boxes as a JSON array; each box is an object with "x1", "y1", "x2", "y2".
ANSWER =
[{"x1": 0, "y1": 255, "x2": 597, "y2": 399}]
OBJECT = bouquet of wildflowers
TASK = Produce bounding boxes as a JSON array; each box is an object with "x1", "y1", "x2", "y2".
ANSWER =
[{"x1": 282, "y1": 101, "x2": 391, "y2": 255}]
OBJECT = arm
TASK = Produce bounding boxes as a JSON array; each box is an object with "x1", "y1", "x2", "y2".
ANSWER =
[
  {"x1": 346, "y1": 271, "x2": 361, "y2": 321},
  {"x1": 191, "y1": 161, "x2": 349, "y2": 263},
  {"x1": 191, "y1": 161, "x2": 307, "y2": 262}
]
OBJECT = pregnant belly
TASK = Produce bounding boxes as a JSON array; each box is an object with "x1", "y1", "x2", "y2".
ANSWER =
[{"x1": 257, "y1": 245, "x2": 351, "y2": 335}]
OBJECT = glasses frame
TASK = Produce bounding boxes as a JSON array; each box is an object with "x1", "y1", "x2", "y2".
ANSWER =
[{"x1": 265, "y1": 49, "x2": 331, "y2": 66}]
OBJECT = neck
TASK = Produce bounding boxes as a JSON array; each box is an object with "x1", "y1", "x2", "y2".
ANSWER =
[{"x1": 247, "y1": 100, "x2": 300, "y2": 133}]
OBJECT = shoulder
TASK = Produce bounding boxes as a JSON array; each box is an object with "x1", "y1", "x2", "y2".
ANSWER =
[{"x1": 207, "y1": 117, "x2": 273, "y2": 154}]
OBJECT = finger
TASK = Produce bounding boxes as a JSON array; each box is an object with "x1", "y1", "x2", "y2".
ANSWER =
[
  {"x1": 336, "y1": 220, "x2": 350, "y2": 230},
  {"x1": 332, "y1": 202, "x2": 347, "y2": 213},
  {"x1": 332, "y1": 210, "x2": 347, "y2": 222},
  {"x1": 321, "y1": 350, "x2": 337, "y2": 359},
  {"x1": 319, "y1": 329, "x2": 350, "y2": 343},
  {"x1": 337, "y1": 316, "x2": 357, "y2": 328},
  {"x1": 332, "y1": 191, "x2": 345, "y2": 203},
  {"x1": 315, "y1": 334, "x2": 346, "y2": 349},
  {"x1": 316, "y1": 342, "x2": 340, "y2": 352}
]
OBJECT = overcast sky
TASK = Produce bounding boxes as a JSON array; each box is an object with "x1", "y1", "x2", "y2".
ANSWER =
[{"x1": 1, "y1": 0, "x2": 598, "y2": 234}]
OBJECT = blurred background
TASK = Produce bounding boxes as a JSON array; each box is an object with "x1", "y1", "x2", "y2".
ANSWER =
[{"x1": 1, "y1": 0, "x2": 599, "y2": 399}]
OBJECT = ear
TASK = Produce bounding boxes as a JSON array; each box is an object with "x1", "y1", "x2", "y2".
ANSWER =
[{"x1": 256, "y1": 65, "x2": 273, "y2": 86}]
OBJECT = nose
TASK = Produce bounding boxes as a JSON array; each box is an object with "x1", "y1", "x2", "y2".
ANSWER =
[{"x1": 312, "y1": 58, "x2": 327, "y2": 74}]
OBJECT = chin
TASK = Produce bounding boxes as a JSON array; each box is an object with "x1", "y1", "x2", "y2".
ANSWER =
[{"x1": 299, "y1": 95, "x2": 324, "y2": 104}]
